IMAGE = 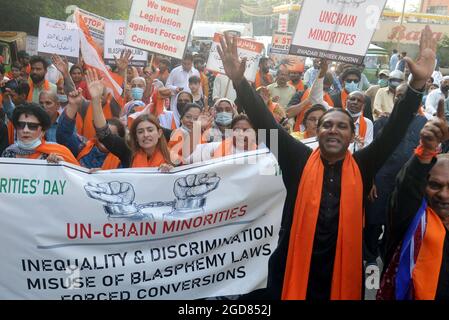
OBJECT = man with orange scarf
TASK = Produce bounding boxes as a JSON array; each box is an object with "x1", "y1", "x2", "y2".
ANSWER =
[
  {"x1": 377, "y1": 100, "x2": 449, "y2": 300},
  {"x1": 27, "y1": 56, "x2": 57, "y2": 103},
  {"x1": 346, "y1": 91, "x2": 373, "y2": 152},
  {"x1": 217, "y1": 26, "x2": 436, "y2": 300}
]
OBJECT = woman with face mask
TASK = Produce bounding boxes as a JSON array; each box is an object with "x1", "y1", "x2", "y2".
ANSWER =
[
  {"x1": 122, "y1": 77, "x2": 147, "y2": 121},
  {"x1": 203, "y1": 98, "x2": 236, "y2": 143},
  {"x1": 1, "y1": 102, "x2": 79, "y2": 165},
  {"x1": 87, "y1": 69, "x2": 173, "y2": 171}
]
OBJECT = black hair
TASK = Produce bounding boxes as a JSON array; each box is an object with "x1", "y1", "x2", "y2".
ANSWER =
[
  {"x1": 18, "y1": 51, "x2": 30, "y2": 59},
  {"x1": 231, "y1": 114, "x2": 253, "y2": 129},
  {"x1": 0, "y1": 64, "x2": 5, "y2": 74},
  {"x1": 180, "y1": 103, "x2": 202, "y2": 119},
  {"x1": 188, "y1": 75, "x2": 201, "y2": 84},
  {"x1": 12, "y1": 103, "x2": 51, "y2": 131},
  {"x1": 183, "y1": 53, "x2": 194, "y2": 62},
  {"x1": 30, "y1": 56, "x2": 49, "y2": 70},
  {"x1": 159, "y1": 58, "x2": 170, "y2": 67},
  {"x1": 106, "y1": 118, "x2": 126, "y2": 138},
  {"x1": 303, "y1": 104, "x2": 327, "y2": 126},
  {"x1": 392, "y1": 49, "x2": 398, "y2": 54},
  {"x1": 69, "y1": 64, "x2": 84, "y2": 75},
  {"x1": 317, "y1": 108, "x2": 356, "y2": 134},
  {"x1": 259, "y1": 57, "x2": 269, "y2": 66},
  {"x1": 17, "y1": 81, "x2": 30, "y2": 96},
  {"x1": 341, "y1": 68, "x2": 361, "y2": 82},
  {"x1": 11, "y1": 62, "x2": 22, "y2": 70}
]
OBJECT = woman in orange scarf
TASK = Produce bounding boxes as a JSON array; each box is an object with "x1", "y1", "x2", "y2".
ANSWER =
[
  {"x1": 168, "y1": 103, "x2": 211, "y2": 165},
  {"x1": 216, "y1": 28, "x2": 435, "y2": 300},
  {"x1": 87, "y1": 69, "x2": 173, "y2": 171},
  {"x1": 377, "y1": 103, "x2": 449, "y2": 300},
  {"x1": 1, "y1": 103, "x2": 78, "y2": 165},
  {"x1": 291, "y1": 105, "x2": 326, "y2": 141}
]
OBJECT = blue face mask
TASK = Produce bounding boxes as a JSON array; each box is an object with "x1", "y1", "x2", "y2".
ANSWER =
[
  {"x1": 57, "y1": 94, "x2": 68, "y2": 104},
  {"x1": 345, "y1": 81, "x2": 359, "y2": 93},
  {"x1": 215, "y1": 112, "x2": 233, "y2": 126},
  {"x1": 131, "y1": 87, "x2": 144, "y2": 100},
  {"x1": 378, "y1": 79, "x2": 389, "y2": 88},
  {"x1": 17, "y1": 137, "x2": 42, "y2": 151}
]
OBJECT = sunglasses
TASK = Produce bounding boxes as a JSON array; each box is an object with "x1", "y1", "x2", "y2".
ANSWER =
[{"x1": 17, "y1": 121, "x2": 41, "y2": 131}]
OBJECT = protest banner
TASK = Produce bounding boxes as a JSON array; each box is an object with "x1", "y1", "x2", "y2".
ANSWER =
[
  {"x1": 104, "y1": 21, "x2": 149, "y2": 68},
  {"x1": 74, "y1": 7, "x2": 107, "y2": 48},
  {"x1": 37, "y1": 17, "x2": 80, "y2": 61},
  {"x1": 269, "y1": 32, "x2": 305, "y2": 73},
  {"x1": 124, "y1": 0, "x2": 198, "y2": 60},
  {"x1": 206, "y1": 33, "x2": 264, "y2": 83},
  {"x1": 0, "y1": 150, "x2": 285, "y2": 300},
  {"x1": 289, "y1": 0, "x2": 388, "y2": 65}
]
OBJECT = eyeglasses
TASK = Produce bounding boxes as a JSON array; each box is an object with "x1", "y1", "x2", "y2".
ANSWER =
[{"x1": 16, "y1": 121, "x2": 41, "y2": 131}]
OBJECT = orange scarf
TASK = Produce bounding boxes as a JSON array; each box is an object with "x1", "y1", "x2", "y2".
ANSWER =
[
  {"x1": 282, "y1": 149, "x2": 363, "y2": 300},
  {"x1": 27, "y1": 79, "x2": 50, "y2": 102},
  {"x1": 131, "y1": 148, "x2": 166, "y2": 168},
  {"x1": 293, "y1": 90, "x2": 334, "y2": 132},
  {"x1": 7, "y1": 121, "x2": 15, "y2": 145},
  {"x1": 413, "y1": 207, "x2": 446, "y2": 300},
  {"x1": 212, "y1": 138, "x2": 257, "y2": 158},
  {"x1": 255, "y1": 71, "x2": 273, "y2": 88},
  {"x1": 76, "y1": 139, "x2": 121, "y2": 170},
  {"x1": 168, "y1": 128, "x2": 206, "y2": 163},
  {"x1": 358, "y1": 116, "x2": 367, "y2": 141},
  {"x1": 341, "y1": 90, "x2": 348, "y2": 109},
  {"x1": 27, "y1": 140, "x2": 79, "y2": 165},
  {"x1": 76, "y1": 95, "x2": 114, "y2": 140},
  {"x1": 288, "y1": 80, "x2": 305, "y2": 92}
]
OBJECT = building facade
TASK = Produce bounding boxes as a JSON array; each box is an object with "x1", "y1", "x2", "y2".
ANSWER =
[{"x1": 420, "y1": 0, "x2": 449, "y2": 15}]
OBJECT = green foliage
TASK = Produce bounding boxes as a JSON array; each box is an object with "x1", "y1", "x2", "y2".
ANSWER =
[
  {"x1": 437, "y1": 35, "x2": 449, "y2": 67},
  {"x1": 0, "y1": 0, "x2": 133, "y2": 35}
]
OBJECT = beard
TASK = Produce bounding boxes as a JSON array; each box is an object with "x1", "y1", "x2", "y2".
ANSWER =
[{"x1": 30, "y1": 73, "x2": 45, "y2": 84}]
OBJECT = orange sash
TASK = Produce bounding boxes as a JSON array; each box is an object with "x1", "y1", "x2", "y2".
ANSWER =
[
  {"x1": 282, "y1": 149, "x2": 363, "y2": 300},
  {"x1": 27, "y1": 141, "x2": 79, "y2": 165},
  {"x1": 341, "y1": 90, "x2": 348, "y2": 109},
  {"x1": 131, "y1": 148, "x2": 166, "y2": 168},
  {"x1": 358, "y1": 116, "x2": 367, "y2": 141},
  {"x1": 293, "y1": 90, "x2": 334, "y2": 132},
  {"x1": 413, "y1": 207, "x2": 446, "y2": 300},
  {"x1": 27, "y1": 79, "x2": 50, "y2": 102},
  {"x1": 76, "y1": 139, "x2": 121, "y2": 170},
  {"x1": 255, "y1": 71, "x2": 273, "y2": 88},
  {"x1": 288, "y1": 80, "x2": 305, "y2": 92},
  {"x1": 76, "y1": 95, "x2": 114, "y2": 140},
  {"x1": 168, "y1": 128, "x2": 206, "y2": 163},
  {"x1": 7, "y1": 121, "x2": 15, "y2": 145}
]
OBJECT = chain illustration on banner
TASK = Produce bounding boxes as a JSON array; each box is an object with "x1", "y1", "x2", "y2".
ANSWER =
[{"x1": 84, "y1": 173, "x2": 221, "y2": 220}]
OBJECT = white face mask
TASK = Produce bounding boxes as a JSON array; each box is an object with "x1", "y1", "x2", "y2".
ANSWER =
[
  {"x1": 347, "y1": 109, "x2": 362, "y2": 118},
  {"x1": 17, "y1": 137, "x2": 42, "y2": 150}
]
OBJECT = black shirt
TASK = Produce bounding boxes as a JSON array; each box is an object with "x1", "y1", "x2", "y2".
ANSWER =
[{"x1": 235, "y1": 79, "x2": 422, "y2": 299}]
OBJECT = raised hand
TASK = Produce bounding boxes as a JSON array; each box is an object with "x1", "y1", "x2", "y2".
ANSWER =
[
  {"x1": 420, "y1": 99, "x2": 449, "y2": 152},
  {"x1": 217, "y1": 34, "x2": 247, "y2": 85},
  {"x1": 85, "y1": 69, "x2": 105, "y2": 101},
  {"x1": 67, "y1": 89, "x2": 84, "y2": 108},
  {"x1": 405, "y1": 25, "x2": 437, "y2": 90},
  {"x1": 318, "y1": 59, "x2": 329, "y2": 79},
  {"x1": 52, "y1": 54, "x2": 69, "y2": 76},
  {"x1": 114, "y1": 49, "x2": 134, "y2": 75}
]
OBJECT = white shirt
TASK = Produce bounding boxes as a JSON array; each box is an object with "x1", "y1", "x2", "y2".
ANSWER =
[
  {"x1": 425, "y1": 89, "x2": 446, "y2": 119},
  {"x1": 166, "y1": 65, "x2": 200, "y2": 111},
  {"x1": 349, "y1": 116, "x2": 373, "y2": 153},
  {"x1": 212, "y1": 74, "x2": 237, "y2": 102}
]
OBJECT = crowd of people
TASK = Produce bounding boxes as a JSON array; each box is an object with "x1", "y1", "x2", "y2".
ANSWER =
[{"x1": 1, "y1": 24, "x2": 448, "y2": 300}]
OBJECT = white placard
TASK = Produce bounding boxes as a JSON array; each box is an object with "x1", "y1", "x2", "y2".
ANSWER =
[
  {"x1": 289, "y1": 0, "x2": 387, "y2": 64},
  {"x1": 104, "y1": 21, "x2": 149, "y2": 67},
  {"x1": 206, "y1": 33, "x2": 264, "y2": 83},
  {"x1": 124, "y1": 0, "x2": 198, "y2": 60},
  {"x1": 74, "y1": 8, "x2": 107, "y2": 47},
  {"x1": 38, "y1": 17, "x2": 80, "y2": 58}
]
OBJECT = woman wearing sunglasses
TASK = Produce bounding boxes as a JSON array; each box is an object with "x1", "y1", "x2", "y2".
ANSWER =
[{"x1": 1, "y1": 102, "x2": 79, "y2": 165}]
